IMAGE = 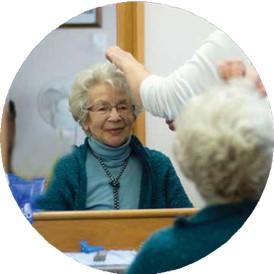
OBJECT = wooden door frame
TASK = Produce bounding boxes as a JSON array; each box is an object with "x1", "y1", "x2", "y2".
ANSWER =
[{"x1": 116, "y1": 2, "x2": 145, "y2": 144}]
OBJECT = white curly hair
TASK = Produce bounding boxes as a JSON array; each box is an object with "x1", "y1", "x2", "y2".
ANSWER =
[
  {"x1": 173, "y1": 79, "x2": 274, "y2": 205},
  {"x1": 69, "y1": 62, "x2": 142, "y2": 134}
]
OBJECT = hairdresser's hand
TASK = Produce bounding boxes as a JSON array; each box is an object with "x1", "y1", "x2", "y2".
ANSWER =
[
  {"x1": 105, "y1": 46, "x2": 151, "y2": 107},
  {"x1": 218, "y1": 60, "x2": 245, "y2": 80},
  {"x1": 245, "y1": 66, "x2": 266, "y2": 96},
  {"x1": 218, "y1": 60, "x2": 266, "y2": 96},
  {"x1": 105, "y1": 46, "x2": 139, "y2": 71},
  {"x1": 165, "y1": 120, "x2": 176, "y2": 131}
]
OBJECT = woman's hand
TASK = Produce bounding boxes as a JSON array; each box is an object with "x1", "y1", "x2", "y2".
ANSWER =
[
  {"x1": 105, "y1": 46, "x2": 138, "y2": 71},
  {"x1": 105, "y1": 46, "x2": 151, "y2": 106},
  {"x1": 218, "y1": 60, "x2": 266, "y2": 96},
  {"x1": 165, "y1": 119, "x2": 176, "y2": 131}
]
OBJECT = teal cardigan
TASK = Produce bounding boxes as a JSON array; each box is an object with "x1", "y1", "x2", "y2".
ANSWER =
[
  {"x1": 126, "y1": 199, "x2": 258, "y2": 274},
  {"x1": 35, "y1": 135, "x2": 192, "y2": 210}
]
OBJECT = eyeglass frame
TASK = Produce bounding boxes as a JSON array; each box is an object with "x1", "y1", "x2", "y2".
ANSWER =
[{"x1": 86, "y1": 102, "x2": 135, "y2": 116}]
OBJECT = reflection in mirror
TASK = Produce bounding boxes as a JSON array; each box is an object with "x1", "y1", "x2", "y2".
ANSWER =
[
  {"x1": 2, "y1": 3, "x2": 210, "y2": 214},
  {"x1": 6, "y1": 5, "x2": 116, "y2": 180},
  {"x1": 3, "y1": 2, "x2": 262, "y2": 215},
  {"x1": 34, "y1": 62, "x2": 193, "y2": 211},
  {"x1": 4, "y1": 2, "x2": 195, "y2": 214}
]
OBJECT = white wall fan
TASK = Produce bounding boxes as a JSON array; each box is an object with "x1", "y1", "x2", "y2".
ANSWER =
[{"x1": 37, "y1": 78, "x2": 81, "y2": 150}]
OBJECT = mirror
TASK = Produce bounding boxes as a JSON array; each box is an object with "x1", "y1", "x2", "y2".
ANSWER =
[{"x1": 3, "y1": 2, "x2": 231, "y2": 210}]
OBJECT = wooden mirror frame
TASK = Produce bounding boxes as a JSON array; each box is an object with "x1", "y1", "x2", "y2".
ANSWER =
[{"x1": 116, "y1": 2, "x2": 146, "y2": 144}]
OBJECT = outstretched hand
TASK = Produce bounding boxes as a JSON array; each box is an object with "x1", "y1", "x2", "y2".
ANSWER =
[
  {"x1": 105, "y1": 46, "x2": 139, "y2": 71},
  {"x1": 218, "y1": 60, "x2": 266, "y2": 96},
  {"x1": 105, "y1": 46, "x2": 151, "y2": 106}
]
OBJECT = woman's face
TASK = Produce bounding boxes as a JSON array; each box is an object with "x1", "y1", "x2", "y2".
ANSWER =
[{"x1": 83, "y1": 84, "x2": 135, "y2": 147}]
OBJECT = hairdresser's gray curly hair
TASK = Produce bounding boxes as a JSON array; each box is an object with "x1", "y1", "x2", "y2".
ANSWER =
[
  {"x1": 69, "y1": 62, "x2": 142, "y2": 134},
  {"x1": 173, "y1": 79, "x2": 274, "y2": 205}
]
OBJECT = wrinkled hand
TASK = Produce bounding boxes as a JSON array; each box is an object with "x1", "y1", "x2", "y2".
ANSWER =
[{"x1": 218, "y1": 60, "x2": 266, "y2": 96}]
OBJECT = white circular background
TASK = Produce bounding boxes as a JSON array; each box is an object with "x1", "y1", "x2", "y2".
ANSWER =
[{"x1": 0, "y1": 1, "x2": 273, "y2": 274}]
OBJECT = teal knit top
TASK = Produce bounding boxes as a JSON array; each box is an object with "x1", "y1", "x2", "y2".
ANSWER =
[
  {"x1": 127, "y1": 199, "x2": 258, "y2": 274},
  {"x1": 85, "y1": 136, "x2": 142, "y2": 210},
  {"x1": 35, "y1": 135, "x2": 192, "y2": 210}
]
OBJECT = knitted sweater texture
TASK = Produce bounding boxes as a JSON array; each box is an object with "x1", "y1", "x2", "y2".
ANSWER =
[
  {"x1": 35, "y1": 135, "x2": 192, "y2": 210},
  {"x1": 127, "y1": 199, "x2": 257, "y2": 274}
]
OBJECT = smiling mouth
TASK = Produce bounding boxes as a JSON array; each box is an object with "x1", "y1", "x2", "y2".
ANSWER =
[{"x1": 107, "y1": 128, "x2": 124, "y2": 134}]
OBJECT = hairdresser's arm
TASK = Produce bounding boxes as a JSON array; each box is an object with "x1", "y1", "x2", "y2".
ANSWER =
[
  {"x1": 105, "y1": 46, "x2": 151, "y2": 107},
  {"x1": 165, "y1": 60, "x2": 265, "y2": 132},
  {"x1": 107, "y1": 30, "x2": 250, "y2": 120}
]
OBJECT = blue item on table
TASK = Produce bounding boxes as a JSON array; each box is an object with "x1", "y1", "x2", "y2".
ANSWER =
[{"x1": 80, "y1": 241, "x2": 104, "y2": 253}]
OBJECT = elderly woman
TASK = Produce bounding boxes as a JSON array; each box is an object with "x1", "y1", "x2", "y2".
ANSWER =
[
  {"x1": 126, "y1": 78, "x2": 273, "y2": 274},
  {"x1": 35, "y1": 63, "x2": 192, "y2": 210}
]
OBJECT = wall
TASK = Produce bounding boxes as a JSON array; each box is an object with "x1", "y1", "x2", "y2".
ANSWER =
[
  {"x1": 144, "y1": 3, "x2": 216, "y2": 207},
  {"x1": 8, "y1": 5, "x2": 116, "y2": 179}
]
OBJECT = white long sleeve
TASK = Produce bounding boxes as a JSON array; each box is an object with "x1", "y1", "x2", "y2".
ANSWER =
[{"x1": 140, "y1": 30, "x2": 250, "y2": 120}]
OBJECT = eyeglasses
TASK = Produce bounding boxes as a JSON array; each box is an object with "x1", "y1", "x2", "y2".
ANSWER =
[{"x1": 87, "y1": 103, "x2": 135, "y2": 115}]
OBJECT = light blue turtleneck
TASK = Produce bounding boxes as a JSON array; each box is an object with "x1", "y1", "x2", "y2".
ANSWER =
[{"x1": 85, "y1": 136, "x2": 142, "y2": 210}]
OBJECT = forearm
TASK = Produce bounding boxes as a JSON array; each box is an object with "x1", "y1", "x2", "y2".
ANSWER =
[
  {"x1": 122, "y1": 60, "x2": 151, "y2": 107},
  {"x1": 141, "y1": 30, "x2": 251, "y2": 120}
]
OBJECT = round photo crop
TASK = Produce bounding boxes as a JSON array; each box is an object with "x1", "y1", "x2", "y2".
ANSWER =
[{"x1": 1, "y1": 1, "x2": 273, "y2": 274}]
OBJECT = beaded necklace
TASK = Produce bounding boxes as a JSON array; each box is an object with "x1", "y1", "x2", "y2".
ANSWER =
[{"x1": 93, "y1": 154, "x2": 129, "y2": 210}]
